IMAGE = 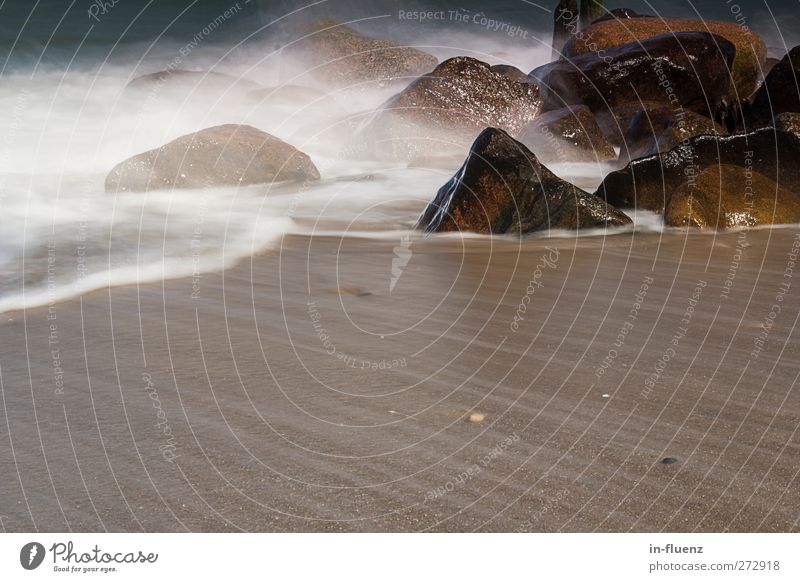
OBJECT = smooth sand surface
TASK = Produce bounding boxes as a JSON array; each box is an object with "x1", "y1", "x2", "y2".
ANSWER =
[{"x1": 1, "y1": 227, "x2": 799, "y2": 532}]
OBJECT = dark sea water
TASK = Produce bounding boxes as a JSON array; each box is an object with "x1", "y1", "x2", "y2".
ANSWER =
[{"x1": 2, "y1": 0, "x2": 799, "y2": 69}]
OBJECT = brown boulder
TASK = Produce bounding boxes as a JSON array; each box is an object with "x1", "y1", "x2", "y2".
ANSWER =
[
  {"x1": 518, "y1": 105, "x2": 616, "y2": 164},
  {"x1": 666, "y1": 165, "x2": 800, "y2": 229},
  {"x1": 595, "y1": 127, "x2": 800, "y2": 212},
  {"x1": 105, "y1": 124, "x2": 319, "y2": 193},
  {"x1": 285, "y1": 19, "x2": 437, "y2": 87},
  {"x1": 352, "y1": 57, "x2": 542, "y2": 161},
  {"x1": 529, "y1": 32, "x2": 736, "y2": 119},
  {"x1": 563, "y1": 17, "x2": 767, "y2": 97},
  {"x1": 416, "y1": 128, "x2": 631, "y2": 235},
  {"x1": 619, "y1": 106, "x2": 727, "y2": 164}
]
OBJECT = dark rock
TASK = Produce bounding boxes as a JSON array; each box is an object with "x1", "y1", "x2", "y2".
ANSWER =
[
  {"x1": 595, "y1": 127, "x2": 800, "y2": 212},
  {"x1": 749, "y1": 47, "x2": 800, "y2": 125},
  {"x1": 551, "y1": 0, "x2": 578, "y2": 60},
  {"x1": 592, "y1": 8, "x2": 652, "y2": 24},
  {"x1": 595, "y1": 101, "x2": 664, "y2": 148},
  {"x1": 518, "y1": 105, "x2": 616, "y2": 164},
  {"x1": 105, "y1": 124, "x2": 319, "y2": 193},
  {"x1": 352, "y1": 57, "x2": 542, "y2": 161},
  {"x1": 285, "y1": 19, "x2": 437, "y2": 87},
  {"x1": 563, "y1": 17, "x2": 767, "y2": 97},
  {"x1": 619, "y1": 106, "x2": 727, "y2": 164},
  {"x1": 579, "y1": 0, "x2": 605, "y2": 29},
  {"x1": 529, "y1": 32, "x2": 736, "y2": 119},
  {"x1": 416, "y1": 128, "x2": 631, "y2": 235},
  {"x1": 665, "y1": 165, "x2": 800, "y2": 229}
]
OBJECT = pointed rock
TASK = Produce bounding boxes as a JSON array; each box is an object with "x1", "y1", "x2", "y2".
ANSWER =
[{"x1": 416, "y1": 128, "x2": 630, "y2": 235}]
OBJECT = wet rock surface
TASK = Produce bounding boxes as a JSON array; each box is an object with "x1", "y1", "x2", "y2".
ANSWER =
[
  {"x1": 529, "y1": 32, "x2": 736, "y2": 119},
  {"x1": 596, "y1": 127, "x2": 800, "y2": 212},
  {"x1": 563, "y1": 17, "x2": 767, "y2": 97},
  {"x1": 518, "y1": 105, "x2": 616, "y2": 164},
  {"x1": 665, "y1": 164, "x2": 800, "y2": 229},
  {"x1": 619, "y1": 106, "x2": 727, "y2": 164},
  {"x1": 105, "y1": 124, "x2": 320, "y2": 193},
  {"x1": 416, "y1": 128, "x2": 631, "y2": 235},
  {"x1": 352, "y1": 57, "x2": 542, "y2": 162}
]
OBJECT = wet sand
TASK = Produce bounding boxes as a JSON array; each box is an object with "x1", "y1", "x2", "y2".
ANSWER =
[{"x1": 1, "y1": 227, "x2": 799, "y2": 532}]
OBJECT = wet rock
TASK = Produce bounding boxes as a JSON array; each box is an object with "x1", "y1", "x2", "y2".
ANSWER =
[
  {"x1": 563, "y1": 17, "x2": 767, "y2": 97},
  {"x1": 105, "y1": 124, "x2": 319, "y2": 193},
  {"x1": 665, "y1": 165, "x2": 800, "y2": 229},
  {"x1": 619, "y1": 106, "x2": 727, "y2": 164},
  {"x1": 595, "y1": 127, "x2": 800, "y2": 212},
  {"x1": 416, "y1": 128, "x2": 631, "y2": 235},
  {"x1": 285, "y1": 19, "x2": 437, "y2": 87},
  {"x1": 594, "y1": 101, "x2": 664, "y2": 148},
  {"x1": 490, "y1": 64, "x2": 528, "y2": 82},
  {"x1": 749, "y1": 46, "x2": 800, "y2": 126},
  {"x1": 529, "y1": 32, "x2": 736, "y2": 119},
  {"x1": 775, "y1": 112, "x2": 800, "y2": 134},
  {"x1": 352, "y1": 57, "x2": 542, "y2": 162},
  {"x1": 518, "y1": 105, "x2": 616, "y2": 164}
]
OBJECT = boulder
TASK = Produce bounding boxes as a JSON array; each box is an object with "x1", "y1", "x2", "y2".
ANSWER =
[
  {"x1": 748, "y1": 46, "x2": 800, "y2": 125},
  {"x1": 416, "y1": 128, "x2": 631, "y2": 235},
  {"x1": 619, "y1": 106, "x2": 727, "y2": 164},
  {"x1": 665, "y1": 165, "x2": 800, "y2": 229},
  {"x1": 562, "y1": 17, "x2": 767, "y2": 97},
  {"x1": 518, "y1": 105, "x2": 616, "y2": 164},
  {"x1": 285, "y1": 19, "x2": 437, "y2": 87},
  {"x1": 595, "y1": 127, "x2": 800, "y2": 212},
  {"x1": 351, "y1": 57, "x2": 542, "y2": 161},
  {"x1": 105, "y1": 124, "x2": 319, "y2": 193},
  {"x1": 529, "y1": 32, "x2": 736, "y2": 119}
]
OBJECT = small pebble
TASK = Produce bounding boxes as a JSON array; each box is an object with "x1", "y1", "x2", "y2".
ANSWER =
[{"x1": 468, "y1": 412, "x2": 486, "y2": 423}]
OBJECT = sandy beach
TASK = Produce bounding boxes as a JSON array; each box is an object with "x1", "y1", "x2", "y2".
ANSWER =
[{"x1": 1, "y1": 227, "x2": 798, "y2": 532}]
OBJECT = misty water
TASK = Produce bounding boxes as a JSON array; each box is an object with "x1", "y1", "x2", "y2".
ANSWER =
[{"x1": 0, "y1": 0, "x2": 794, "y2": 313}]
